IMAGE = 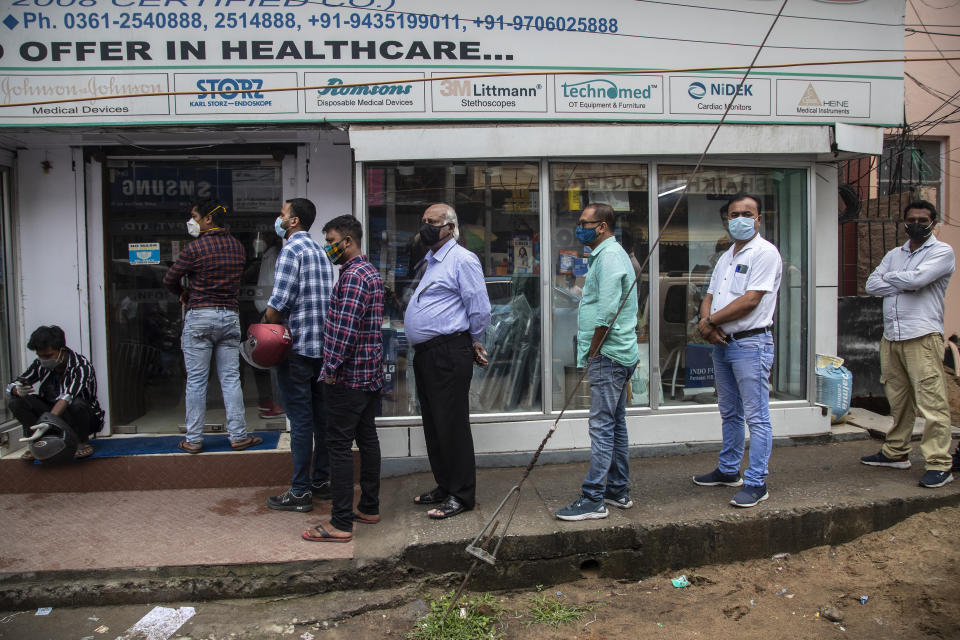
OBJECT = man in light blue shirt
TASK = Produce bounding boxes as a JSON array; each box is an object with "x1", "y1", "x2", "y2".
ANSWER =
[
  {"x1": 556, "y1": 203, "x2": 640, "y2": 522},
  {"x1": 861, "y1": 200, "x2": 956, "y2": 488},
  {"x1": 404, "y1": 203, "x2": 491, "y2": 520}
]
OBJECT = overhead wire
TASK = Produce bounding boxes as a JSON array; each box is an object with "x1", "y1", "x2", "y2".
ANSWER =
[{"x1": 908, "y1": 0, "x2": 960, "y2": 77}]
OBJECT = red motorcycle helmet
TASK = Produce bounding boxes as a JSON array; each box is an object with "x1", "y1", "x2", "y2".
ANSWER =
[{"x1": 241, "y1": 324, "x2": 293, "y2": 369}]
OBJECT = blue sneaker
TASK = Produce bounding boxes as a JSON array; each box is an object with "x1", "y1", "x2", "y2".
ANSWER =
[
  {"x1": 919, "y1": 470, "x2": 954, "y2": 488},
  {"x1": 555, "y1": 495, "x2": 608, "y2": 521},
  {"x1": 730, "y1": 484, "x2": 769, "y2": 508},
  {"x1": 860, "y1": 451, "x2": 911, "y2": 469},
  {"x1": 603, "y1": 492, "x2": 634, "y2": 509},
  {"x1": 693, "y1": 468, "x2": 744, "y2": 487}
]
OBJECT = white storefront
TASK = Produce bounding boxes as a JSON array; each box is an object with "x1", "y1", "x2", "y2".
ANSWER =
[{"x1": 0, "y1": 0, "x2": 903, "y2": 462}]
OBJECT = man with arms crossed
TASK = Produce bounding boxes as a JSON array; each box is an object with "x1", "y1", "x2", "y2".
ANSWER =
[
  {"x1": 693, "y1": 192, "x2": 782, "y2": 508},
  {"x1": 861, "y1": 200, "x2": 955, "y2": 488}
]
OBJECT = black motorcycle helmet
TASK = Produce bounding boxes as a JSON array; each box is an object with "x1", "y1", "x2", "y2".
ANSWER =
[{"x1": 28, "y1": 412, "x2": 79, "y2": 464}]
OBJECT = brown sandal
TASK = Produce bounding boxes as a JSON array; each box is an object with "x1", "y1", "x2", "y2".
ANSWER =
[
  {"x1": 74, "y1": 444, "x2": 94, "y2": 459},
  {"x1": 231, "y1": 435, "x2": 263, "y2": 451},
  {"x1": 20, "y1": 450, "x2": 34, "y2": 461},
  {"x1": 177, "y1": 440, "x2": 203, "y2": 454}
]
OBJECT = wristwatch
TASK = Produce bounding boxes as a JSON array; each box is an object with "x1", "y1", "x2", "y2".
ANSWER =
[{"x1": 706, "y1": 316, "x2": 716, "y2": 327}]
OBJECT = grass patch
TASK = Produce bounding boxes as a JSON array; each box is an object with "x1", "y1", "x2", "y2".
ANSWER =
[
  {"x1": 407, "y1": 591, "x2": 504, "y2": 640},
  {"x1": 524, "y1": 591, "x2": 595, "y2": 628}
]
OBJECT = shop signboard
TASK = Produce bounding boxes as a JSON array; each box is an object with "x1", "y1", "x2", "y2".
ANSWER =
[{"x1": 0, "y1": 0, "x2": 903, "y2": 126}]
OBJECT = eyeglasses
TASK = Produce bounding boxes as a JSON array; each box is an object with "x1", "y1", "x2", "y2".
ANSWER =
[
  {"x1": 726, "y1": 211, "x2": 758, "y2": 219},
  {"x1": 577, "y1": 219, "x2": 603, "y2": 228}
]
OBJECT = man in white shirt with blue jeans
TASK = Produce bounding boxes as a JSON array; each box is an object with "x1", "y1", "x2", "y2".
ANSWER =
[{"x1": 861, "y1": 200, "x2": 956, "y2": 488}]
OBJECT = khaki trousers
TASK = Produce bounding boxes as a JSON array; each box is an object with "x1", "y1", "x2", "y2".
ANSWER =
[{"x1": 880, "y1": 333, "x2": 952, "y2": 470}]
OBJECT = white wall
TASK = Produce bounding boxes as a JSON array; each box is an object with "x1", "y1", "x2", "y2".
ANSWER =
[
  {"x1": 814, "y1": 163, "x2": 839, "y2": 357},
  {"x1": 15, "y1": 148, "x2": 87, "y2": 363},
  {"x1": 305, "y1": 130, "x2": 353, "y2": 244}
]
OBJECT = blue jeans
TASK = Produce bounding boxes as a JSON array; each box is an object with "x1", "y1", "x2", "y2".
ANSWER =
[
  {"x1": 276, "y1": 353, "x2": 328, "y2": 494},
  {"x1": 581, "y1": 355, "x2": 637, "y2": 502},
  {"x1": 713, "y1": 332, "x2": 775, "y2": 487},
  {"x1": 181, "y1": 308, "x2": 248, "y2": 444}
]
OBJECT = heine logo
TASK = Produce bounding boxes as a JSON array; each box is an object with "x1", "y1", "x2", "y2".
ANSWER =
[
  {"x1": 317, "y1": 77, "x2": 414, "y2": 97},
  {"x1": 688, "y1": 82, "x2": 706, "y2": 100},
  {"x1": 561, "y1": 78, "x2": 653, "y2": 100},
  {"x1": 196, "y1": 78, "x2": 265, "y2": 100},
  {"x1": 798, "y1": 83, "x2": 821, "y2": 107}
]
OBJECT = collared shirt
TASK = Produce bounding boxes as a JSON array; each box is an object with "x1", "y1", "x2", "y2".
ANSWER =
[
  {"x1": 322, "y1": 255, "x2": 385, "y2": 391},
  {"x1": 163, "y1": 228, "x2": 245, "y2": 309},
  {"x1": 9, "y1": 349, "x2": 105, "y2": 430},
  {"x1": 865, "y1": 235, "x2": 955, "y2": 341},
  {"x1": 267, "y1": 231, "x2": 335, "y2": 358},
  {"x1": 403, "y1": 238, "x2": 492, "y2": 346},
  {"x1": 577, "y1": 236, "x2": 640, "y2": 368},
  {"x1": 708, "y1": 234, "x2": 782, "y2": 335}
]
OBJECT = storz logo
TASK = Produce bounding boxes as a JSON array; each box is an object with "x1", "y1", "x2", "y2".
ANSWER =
[
  {"x1": 688, "y1": 82, "x2": 706, "y2": 99},
  {"x1": 688, "y1": 81, "x2": 753, "y2": 100},
  {"x1": 196, "y1": 78, "x2": 265, "y2": 100}
]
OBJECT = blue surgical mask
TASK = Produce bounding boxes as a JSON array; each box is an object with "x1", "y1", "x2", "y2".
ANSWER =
[
  {"x1": 274, "y1": 216, "x2": 287, "y2": 239},
  {"x1": 727, "y1": 216, "x2": 757, "y2": 241},
  {"x1": 575, "y1": 225, "x2": 598, "y2": 244}
]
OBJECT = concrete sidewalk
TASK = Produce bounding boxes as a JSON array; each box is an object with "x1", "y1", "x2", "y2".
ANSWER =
[{"x1": 1, "y1": 437, "x2": 958, "y2": 609}]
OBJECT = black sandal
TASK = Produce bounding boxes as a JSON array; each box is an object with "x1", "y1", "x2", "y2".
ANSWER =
[
  {"x1": 413, "y1": 487, "x2": 448, "y2": 505},
  {"x1": 428, "y1": 496, "x2": 468, "y2": 520}
]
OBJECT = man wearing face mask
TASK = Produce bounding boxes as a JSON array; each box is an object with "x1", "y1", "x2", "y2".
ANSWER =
[
  {"x1": 555, "y1": 203, "x2": 639, "y2": 521},
  {"x1": 404, "y1": 203, "x2": 491, "y2": 520},
  {"x1": 264, "y1": 198, "x2": 336, "y2": 512},
  {"x1": 861, "y1": 200, "x2": 956, "y2": 489},
  {"x1": 7, "y1": 325, "x2": 104, "y2": 460},
  {"x1": 164, "y1": 199, "x2": 260, "y2": 454},
  {"x1": 693, "y1": 192, "x2": 782, "y2": 508}
]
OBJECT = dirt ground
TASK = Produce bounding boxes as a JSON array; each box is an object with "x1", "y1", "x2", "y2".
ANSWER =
[
  {"x1": 2, "y1": 510, "x2": 958, "y2": 640},
  {"x1": 321, "y1": 506, "x2": 960, "y2": 640}
]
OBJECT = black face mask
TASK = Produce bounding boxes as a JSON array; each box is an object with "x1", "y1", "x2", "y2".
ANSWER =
[
  {"x1": 419, "y1": 222, "x2": 446, "y2": 246},
  {"x1": 904, "y1": 222, "x2": 932, "y2": 243}
]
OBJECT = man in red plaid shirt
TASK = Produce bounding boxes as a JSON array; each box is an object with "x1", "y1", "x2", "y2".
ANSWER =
[{"x1": 302, "y1": 215, "x2": 384, "y2": 543}]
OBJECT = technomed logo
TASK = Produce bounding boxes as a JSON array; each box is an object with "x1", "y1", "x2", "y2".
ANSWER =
[
  {"x1": 688, "y1": 82, "x2": 706, "y2": 99},
  {"x1": 561, "y1": 78, "x2": 653, "y2": 100}
]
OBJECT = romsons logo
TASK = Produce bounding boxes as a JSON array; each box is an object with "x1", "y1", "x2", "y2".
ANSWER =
[{"x1": 317, "y1": 77, "x2": 413, "y2": 96}]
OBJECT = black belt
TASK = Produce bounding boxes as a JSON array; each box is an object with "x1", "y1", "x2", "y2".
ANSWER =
[
  {"x1": 730, "y1": 326, "x2": 771, "y2": 341},
  {"x1": 190, "y1": 305, "x2": 238, "y2": 312},
  {"x1": 414, "y1": 331, "x2": 469, "y2": 354}
]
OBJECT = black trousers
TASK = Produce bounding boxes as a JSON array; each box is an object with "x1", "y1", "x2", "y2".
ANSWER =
[
  {"x1": 413, "y1": 332, "x2": 476, "y2": 509},
  {"x1": 325, "y1": 383, "x2": 381, "y2": 533},
  {"x1": 8, "y1": 395, "x2": 96, "y2": 443}
]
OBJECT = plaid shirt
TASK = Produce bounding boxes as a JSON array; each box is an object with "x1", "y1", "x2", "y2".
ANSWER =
[
  {"x1": 163, "y1": 228, "x2": 245, "y2": 309},
  {"x1": 10, "y1": 349, "x2": 105, "y2": 430},
  {"x1": 322, "y1": 255, "x2": 384, "y2": 391},
  {"x1": 267, "y1": 231, "x2": 335, "y2": 358}
]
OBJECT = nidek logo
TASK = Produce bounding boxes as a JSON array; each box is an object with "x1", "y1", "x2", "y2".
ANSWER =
[
  {"x1": 688, "y1": 81, "x2": 753, "y2": 100},
  {"x1": 561, "y1": 78, "x2": 653, "y2": 100}
]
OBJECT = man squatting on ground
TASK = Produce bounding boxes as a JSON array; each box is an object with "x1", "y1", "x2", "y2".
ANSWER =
[
  {"x1": 8, "y1": 325, "x2": 104, "y2": 461},
  {"x1": 163, "y1": 199, "x2": 261, "y2": 454},
  {"x1": 693, "y1": 192, "x2": 783, "y2": 509},
  {"x1": 265, "y1": 198, "x2": 336, "y2": 512},
  {"x1": 405, "y1": 203, "x2": 491, "y2": 520},
  {"x1": 302, "y1": 215, "x2": 385, "y2": 542},
  {"x1": 861, "y1": 200, "x2": 956, "y2": 489},
  {"x1": 555, "y1": 203, "x2": 640, "y2": 521}
]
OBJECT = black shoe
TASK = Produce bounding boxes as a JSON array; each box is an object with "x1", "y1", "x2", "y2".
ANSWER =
[
  {"x1": 860, "y1": 451, "x2": 911, "y2": 469},
  {"x1": 310, "y1": 480, "x2": 332, "y2": 500},
  {"x1": 692, "y1": 468, "x2": 744, "y2": 487},
  {"x1": 919, "y1": 470, "x2": 954, "y2": 489},
  {"x1": 267, "y1": 489, "x2": 313, "y2": 512},
  {"x1": 952, "y1": 450, "x2": 960, "y2": 473}
]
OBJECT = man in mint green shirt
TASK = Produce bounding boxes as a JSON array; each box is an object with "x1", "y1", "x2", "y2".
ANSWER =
[{"x1": 556, "y1": 203, "x2": 640, "y2": 521}]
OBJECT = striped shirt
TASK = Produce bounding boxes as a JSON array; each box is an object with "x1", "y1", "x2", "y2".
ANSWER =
[
  {"x1": 322, "y1": 255, "x2": 385, "y2": 391},
  {"x1": 163, "y1": 228, "x2": 245, "y2": 309},
  {"x1": 11, "y1": 349, "x2": 105, "y2": 430},
  {"x1": 267, "y1": 231, "x2": 335, "y2": 358}
]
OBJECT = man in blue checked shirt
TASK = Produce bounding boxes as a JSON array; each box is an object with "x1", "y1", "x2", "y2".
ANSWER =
[{"x1": 264, "y1": 198, "x2": 336, "y2": 513}]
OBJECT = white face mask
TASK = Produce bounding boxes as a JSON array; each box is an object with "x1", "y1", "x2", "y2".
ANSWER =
[{"x1": 186, "y1": 218, "x2": 201, "y2": 238}]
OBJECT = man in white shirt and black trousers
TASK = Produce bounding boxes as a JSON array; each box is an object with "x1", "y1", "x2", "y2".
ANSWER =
[
  {"x1": 692, "y1": 192, "x2": 782, "y2": 508},
  {"x1": 861, "y1": 200, "x2": 956, "y2": 488}
]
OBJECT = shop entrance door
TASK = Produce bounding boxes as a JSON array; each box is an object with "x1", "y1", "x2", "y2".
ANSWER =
[{"x1": 102, "y1": 155, "x2": 287, "y2": 432}]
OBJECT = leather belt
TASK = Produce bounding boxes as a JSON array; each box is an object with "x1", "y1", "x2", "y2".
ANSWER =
[
  {"x1": 414, "y1": 331, "x2": 469, "y2": 354},
  {"x1": 730, "y1": 326, "x2": 772, "y2": 341}
]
